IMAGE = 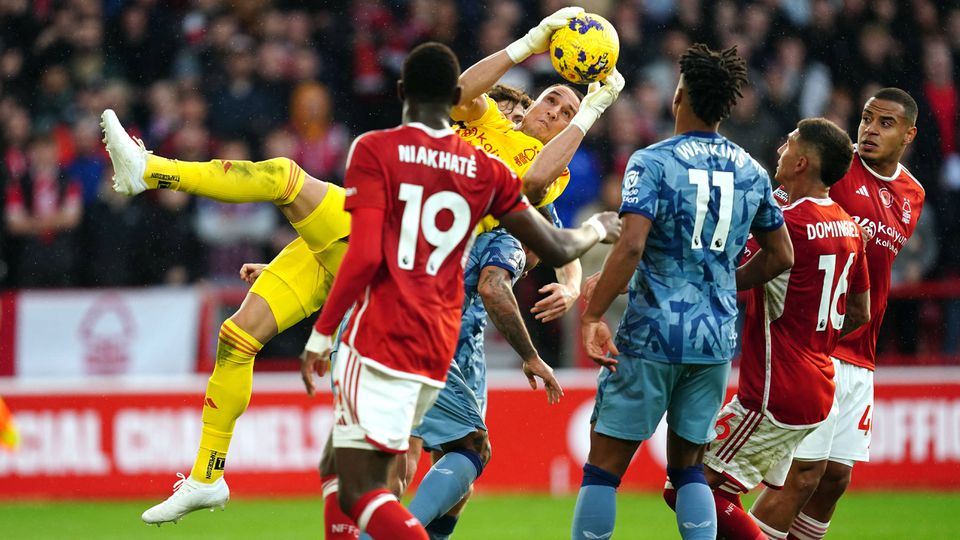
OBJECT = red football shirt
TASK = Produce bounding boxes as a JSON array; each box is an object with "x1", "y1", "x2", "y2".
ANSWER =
[
  {"x1": 739, "y1": 198, "x2": 869, "y2": 427},
  {"x1": 828, "y1": 153, "x2": 924, "y2": 370},
  {"x1": 333, "y1": 122, "x2": 528, "y2": 384}
]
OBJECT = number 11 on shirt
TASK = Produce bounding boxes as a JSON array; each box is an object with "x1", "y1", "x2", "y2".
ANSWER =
[{"x1": 689, "y1": 169, "x2": 734, "y2": 251}]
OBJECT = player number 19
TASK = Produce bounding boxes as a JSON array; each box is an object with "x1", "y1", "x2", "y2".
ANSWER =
[
  {"x1": 816, "y1": 253, "x2": 856, "y2": 332},
  {"x1": 688, "y1": 169, "x2": 734, "y2": 251},
  {"x1": 397, "y1": 183, "x2": 471, "y2": 276}
]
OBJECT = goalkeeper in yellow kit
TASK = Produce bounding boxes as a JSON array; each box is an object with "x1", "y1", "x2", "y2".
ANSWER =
[{"x1": 102, "y1": 7, "x2": 623, "y2": 528}]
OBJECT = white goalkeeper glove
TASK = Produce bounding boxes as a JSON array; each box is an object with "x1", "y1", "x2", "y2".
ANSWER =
[
  {"x1": 505, "y1": 6, "x2": 585, "y2": 63},
  {"x1": 570, "y1": 68, "x2": 625, "y2": 134}
]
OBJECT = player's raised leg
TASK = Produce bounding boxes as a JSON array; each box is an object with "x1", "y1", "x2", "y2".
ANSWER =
[
  {"x1": 140, "y1": 293, "x2": 275, "y2": 525},
  {"x1": 100, "y1": 108, "x2": 351, "y2": 254},
  {"x1": 102, "y1": 108, "x2": 304, "y2": 204},
  {"x1": 142, "y1": 241, "x2": 338, "y2": 525}
]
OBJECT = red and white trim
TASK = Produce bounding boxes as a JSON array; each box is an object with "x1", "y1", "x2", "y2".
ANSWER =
[
  {"x1": 356, "y1": 492, "x2": 397, "y2": 531},
  {"x1": 714, "y1": 409, "x2": 763, "y2": 463}
]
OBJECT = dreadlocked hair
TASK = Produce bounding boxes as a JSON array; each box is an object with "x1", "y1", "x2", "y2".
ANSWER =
[{"x1": 679, "y1": 43, "x2": 748, "y2": 125}]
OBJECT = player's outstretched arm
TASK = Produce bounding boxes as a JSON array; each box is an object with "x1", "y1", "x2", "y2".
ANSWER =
[
  {"x1": 581, "y1": 213, "x2": 652, "y2": 371},
  {"x1": 735, "y1": 224, "x2": 794, "y2": 291},
  {"x1": 500, "y1": 207, "x2": 620, "y2": 267},
  {"x1": 521, "y1": 70, "x2": 625, "y2": 204},
  {"x1": 840, "y1": 290, "x2": 870, "y2": 337},
  {"x1": 455, "y1": 6, "x2": 584, "y2": 114},
  {"x1": 301, "y1": 206, "x2": 385, "y2": 396},
  {"x1": 477, "y1": 266, "x2": 563, "y2": 404}
]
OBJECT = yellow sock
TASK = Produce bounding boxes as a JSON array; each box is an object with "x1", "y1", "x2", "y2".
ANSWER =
[
  {"x1": 290, "y1": 184, "x2": 351, "y2": 254},
  {"x1": 144, "y1": 156, "x2": 305, "y2": 205},
  {"x1": 190, "y1": 319, "x2": 262, "y2": 483}
]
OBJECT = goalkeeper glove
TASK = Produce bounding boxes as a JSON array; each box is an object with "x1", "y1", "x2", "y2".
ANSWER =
[
  {"x1": 505, "y1": 6, "x2": 584, "y2": 63},
  {"x1": 570, "y1": 68, "x2": 625, "y2": 134}
]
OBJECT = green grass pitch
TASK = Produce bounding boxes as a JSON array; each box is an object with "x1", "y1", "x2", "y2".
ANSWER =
[{"x1": 2, "y1": 492, "x2": 956, "y2": 539}]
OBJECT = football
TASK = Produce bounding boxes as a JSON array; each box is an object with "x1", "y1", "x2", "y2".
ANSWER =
[{"x1": 549, "y1": 13, "x2": 620, "y2": 84}]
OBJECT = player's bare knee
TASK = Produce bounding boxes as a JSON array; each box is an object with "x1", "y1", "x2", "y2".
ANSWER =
[
  {"x1": 474, "y1": 431, "x2": 492, "y2": 465},
  {"x1": 790, "y1": 461, "x2": 826, "y2": 496},
  {"x1": 819, "y1": 464, "x2": 852, "y2": 496},
  {"x1": 227, "y1": 297, "x2": 277, "y2": 344}
]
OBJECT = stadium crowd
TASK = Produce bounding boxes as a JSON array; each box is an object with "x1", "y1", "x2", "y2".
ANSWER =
[{"x1": 1, "y1": 0, "x2": 958, "y2": 361}]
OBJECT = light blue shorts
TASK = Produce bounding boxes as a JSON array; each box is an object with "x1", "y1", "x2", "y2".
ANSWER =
[
  {"x1": 328, "y1": 306, "x2": 353, "y2": 392},
  {"x1": 411, "y1": 360, "x2": 487, "y2": 450},
  {"x1": 591, "y1": 353, "x2": 731, "y2": 444}
]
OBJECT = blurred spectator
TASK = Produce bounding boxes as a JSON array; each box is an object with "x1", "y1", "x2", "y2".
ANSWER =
[
  {"x1": 134, "y1": 125, "x2": 207, "y2": 286},
  {"x1": 721, "y1": 85, "x2": 781, "y2": 171},
  {"x1": 882, "y1": 208, "x2": 939, "y2": 355},
  {"x1": 642, "y1": 29, "x2": 688, "y2": 110},
  {"x1": 4, "y1": 134, "x2": 82, "y2": 287},
  {"x1": 194, "y1": 140, "x2": 277, "y2": 282},
  {"x1": 1, "y1": 0, "x2": 957, "y2": 364},
  {"x1": 144, "y1": 82, "x2": 181, "y2": 149},
  {"x1": 79, "y1": 169, "x2": 139, "y2": 287},
  {"x1": 34, "y1": 65, "x2": 74, "y2": 131},
  {"x1": 2, "y1": 106, "x2": 31, "y2": 182},
  {"x1": 845, "y1": 24, "x2": 900, "y2": 90},
  {"x1": 207, "y1": 35, "x2": 281, "y2": 145},
  {"x1": 105, "y1": 3, "x2": 179, "y2": 87},
  {"x1": 65, "y1": 115, "x2": 108, "y2": 205},
  {"x1": 916, "y1": 37, "x2": 960, "y2": 277},
  {"x1": 289, "y1": 82, "x2": 349, "y2": 184}
]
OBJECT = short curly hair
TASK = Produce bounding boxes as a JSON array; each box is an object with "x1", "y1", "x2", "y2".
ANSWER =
[
  {"x1": 402, "y1": 42, "x2": 460, "y2": 104},
  {"x1": 487, "y1": 84, "x2": 532, "y2": 110},
  {"x1": 679, "y1": 43, "x2": 748, "y2": 125}
]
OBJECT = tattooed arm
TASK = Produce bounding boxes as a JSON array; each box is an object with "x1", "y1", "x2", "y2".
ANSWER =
[{"x1": 477, "y1": 265, "x2": 563, "y2": 404}]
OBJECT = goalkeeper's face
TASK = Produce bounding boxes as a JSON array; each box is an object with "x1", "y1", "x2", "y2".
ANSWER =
[{"x1": 519, "y1": 86, "x2": 580, "y2": 143}]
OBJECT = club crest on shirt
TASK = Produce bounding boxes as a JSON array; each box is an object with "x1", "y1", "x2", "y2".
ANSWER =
[
  {"x1": 901, "y1": 198, "x2": 912, "y2": 224},
  {"x1": 878, "y1": 187, "x2": 893, "y2": 208}
]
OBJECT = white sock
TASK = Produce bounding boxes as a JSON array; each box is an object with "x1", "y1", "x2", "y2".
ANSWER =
[
  {"x1": 789, "y1": 511, "x2": 830, "y2": 540},
  {"x1": 749, "y1": 511, "x2": 788, "y2": 539}
]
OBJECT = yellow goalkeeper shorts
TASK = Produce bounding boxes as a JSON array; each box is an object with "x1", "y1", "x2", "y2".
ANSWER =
[{"x1": 250, "y1": 184, "x2": 350, "y2": 333}]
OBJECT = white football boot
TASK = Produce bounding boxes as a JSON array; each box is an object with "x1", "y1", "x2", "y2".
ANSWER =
[
  {"x1": 100, "y1": 108, "x2": 149, "y2": 196},
  {"x1": 141, "y1": 473, "x2": 230, "y2": 525}
]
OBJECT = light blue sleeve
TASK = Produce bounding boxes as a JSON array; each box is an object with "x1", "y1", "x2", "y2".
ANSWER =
[
  {"x1": 480, "y1": 232, "x2": 526, "y2": 282},
  {"x1": 751, "y1": 169, "x2": 785, "y2": 231},
  {"x1": 619, "y1": 150, "x2": 662, "y2": 220}
]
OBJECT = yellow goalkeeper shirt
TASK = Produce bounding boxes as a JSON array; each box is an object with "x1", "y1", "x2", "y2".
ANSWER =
[{"x1": 453, "y1": 95, "x2": 571, "y2": 232}]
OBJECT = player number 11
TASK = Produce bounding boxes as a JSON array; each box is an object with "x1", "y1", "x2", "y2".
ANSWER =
[
  {"x1": 688, "y1": 169, "x2": 734, "y2": 251},
  {"x1": 397, "y1": 183, "x2": 472, "y2": 276}
]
